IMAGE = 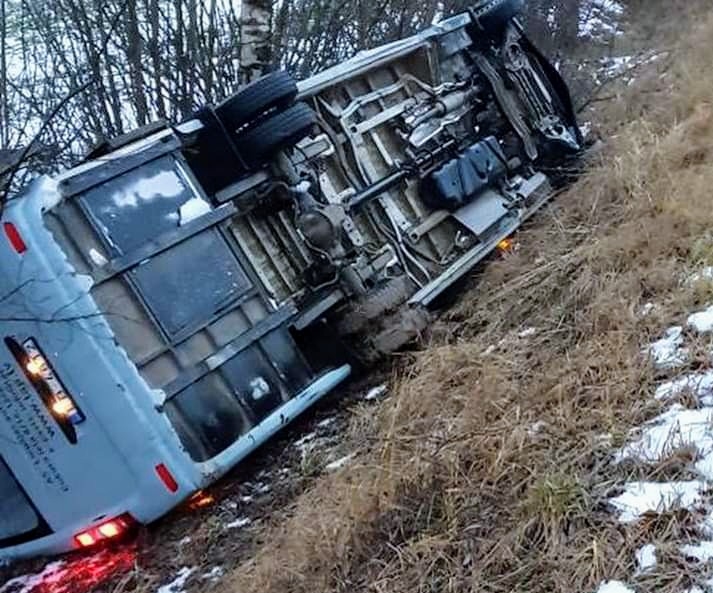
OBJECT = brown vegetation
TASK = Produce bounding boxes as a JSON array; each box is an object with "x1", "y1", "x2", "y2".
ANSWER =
[{"x1": 217, "y1": 5, "x2": 713, "y2": 593}]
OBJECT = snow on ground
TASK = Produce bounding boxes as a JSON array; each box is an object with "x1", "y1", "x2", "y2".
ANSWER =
[
  {"x1": 595, "y1": 581, "x2": 636, "y2": 593},
  {"x1": 681, "y1": 541, "x2": 713, "y2": 563},
  {"x1": 201, "y1": 566, "x2": 225, "y2": 584},
  {"x1": 614, "y1": 405, "x2": 713, "y2": 465},
  {"x1": 689, "y1": 306, "x2": 713, "y2": 334},
  {"x1": 609, "y1": 481, "x2": 706, "y2": 522},
  {"x1": 635, "y1": 544, "x2": 657, "y2": 573},
  {"x1": 686, "y1": 267, "x2": 713, "y2": 286},
  {"x1": 648, "y1": 326, "x2": 688, "y2": 369},
  {"x1": 655, "y1": 370, "x2": 713, "y2": 404},
  {"x1": 580, "y1": 0, "x2": 625, "y2": 39},
  {"x1": 224, "y1": 517, "x2": 252, "y2": 530},
  {"x1": 640, "y1": 302, "x2": 656, "y2": 317},
  {"x1": 0, "y1": 561, "x2": 66, "y2": 593},
  {"x1": 364, "y1": 384, "x2": 388, "y2": 401},
  {"x1": 325, "y1": 453, "x2": 355, "y2": 472},
  {"x1": 527, "y1": 420, "x2": 547, "y2": 437},
  {"x1": 157, "y1": 567, "x2": 196, "y2": 593},
  {"x1": 599, "y1": 55, "x2": 635, "y2": 78},
  {"x1": 601, "y1": 290, "x2": 713, "y2": 590},
  {"x1": 0, "y1": 548, "x2": 137, "y2": 593}
]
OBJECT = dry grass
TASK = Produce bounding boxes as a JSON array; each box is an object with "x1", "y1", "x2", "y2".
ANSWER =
[{"x1": 217, "y1": 7, "x2": 713, "y2": 593}]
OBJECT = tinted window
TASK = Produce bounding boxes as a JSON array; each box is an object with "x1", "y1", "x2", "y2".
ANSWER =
[{"x1": 131, "y1": 230, "x2": 250, "y2": 336}]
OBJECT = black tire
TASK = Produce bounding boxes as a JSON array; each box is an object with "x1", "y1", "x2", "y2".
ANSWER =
[
  {"x1": 236, "y1": 102, "x2": 317, "y2": 168},
  {"x1": 216, "y1": 71, "x2": 298, "y2": 131},
  {"x1": 470, "y1": 0, "x2": 523, "y2": 34}
]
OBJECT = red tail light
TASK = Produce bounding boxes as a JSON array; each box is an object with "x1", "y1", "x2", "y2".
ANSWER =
[
  {"x1": 3, "y1": 222, "x2": 27, "y2": 254},
  {"x1": 74, "y1": 515, "x2": 133, "y2": 549},
  {"x1": 155, "y1": 463, "x2": 179, "y2": 493}
]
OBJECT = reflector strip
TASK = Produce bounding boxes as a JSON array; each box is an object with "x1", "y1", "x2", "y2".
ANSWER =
[
  {"x1": 155, "y1": 463, "x2": 179, "y2": 493},
  {"x1": 3, "y1": 222, "x2": 27, "y2": 254}
]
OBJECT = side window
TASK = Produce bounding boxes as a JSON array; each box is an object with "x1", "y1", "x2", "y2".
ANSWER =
[
  {"x1": 79, "y1": 154, "x2": 252, "y2": 338},
  {"x1": 131, "y1": 231, "x2": 250, "y2": 337},
  {"x1": 80, "y1": 156, "x2": 209, "y2": 255}
]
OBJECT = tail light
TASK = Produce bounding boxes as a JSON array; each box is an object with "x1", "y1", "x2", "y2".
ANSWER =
[
  {"x1": 3, "y1": 222, "x2": 27, "y2": 254},
  {"x1": 74, "y1": 515, "x2": 134, "y2": 549}
]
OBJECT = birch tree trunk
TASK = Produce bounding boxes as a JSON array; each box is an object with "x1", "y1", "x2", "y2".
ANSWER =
[{"x1": 239, "y1": 0, "x2": 273, "y2": 83}]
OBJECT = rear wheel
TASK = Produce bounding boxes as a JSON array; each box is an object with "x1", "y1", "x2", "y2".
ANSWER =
[
  {"x1": 216, "y1": 71, "x2": 298, "y2": 132},
  {"x1": 236, "y1": 102, "x2": 317, "y2": 168}
]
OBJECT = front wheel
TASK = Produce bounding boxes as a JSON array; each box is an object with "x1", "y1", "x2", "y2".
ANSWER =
[{"x1": 469, "y1": 0, "x2": 524, "y2": 34}]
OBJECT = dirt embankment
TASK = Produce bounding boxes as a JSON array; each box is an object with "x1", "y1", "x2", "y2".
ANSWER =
[{"x1": 213, "y1": 5, "x2": 713, "y2": 593}]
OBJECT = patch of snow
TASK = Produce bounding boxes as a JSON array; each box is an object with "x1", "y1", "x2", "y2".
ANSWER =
[
  {"x1": 599, "y1": 55, "x2": 634, "y2": 78},
  {"x1": 202, "y1": 566, "x2": 225, "y2": 583},
  {"x1": 295, "y1": 432, "x2": 317, "y2": 449},
  {"x1": 364, "y1": 384, "x2": 388, "y2": 401},
  {"x1": 482, "y1": 345, "x2": 497, "y2": 357},
  {"x1": 639, "y1": 302, "x2": 656, "y2": 317},
  {"x1": 655, "y1": 370, "x2": 713, "y2": 405},
  {"x1": 527, "y1": 421, "x2": 547, "y2": 437},
  {"x1": 157, "y1": 567, "x2": 196, "y2": 593},
  {"x1": 179, "y1": 196, "x2": 211, "y2": 226},
  {"x1": 580, "y1": 0, "x2": 625, "y2": 39},
  {"x1": 518, "y1": 327, "x2": 538, "y2": 338},
  {"x1": 225, "y1": 517, "x2": 251, "y2": 530},
  {"x1": 0, "y1": 561, "x2": 66, "y2": 593},
  {"x1": 597, "y1": 433, "x2": 614, "y2": 447},
  {"x1": 325, "y1": 453, "x2": 355, "y2": 472},
  {"x1": 178, "y1": 536, "x2": 192, "y2": 546},
  {"x1": 681, "y1": 541, "x2": 713, "y2": 562},
  {"x1": 609, "y1": 481, "x2": 705, "y2": 522},
  {"x1": 595, "y1": 580, "x2": 636, "y2": 593},
  {"x1": 689, "y1": 306, "x2": 713, "y2": 334},
  {"x1": 647, "y1": 326, "x2": 688, "y2": 369},
  {"x1": 635, "y1": 544, "x2": 657, "y2": 573},
  {"x1": 255, "y1": 482, "x2": 271, "y2": 494},
  {"x1": 580, "y1": 122, "x2": 592, "y2": 139},
  {"x1": 239, "y1": 495, "x2": 254, "y2": 504},
  {"x1": 615, "y1": 405, "x2": 713, "y2": 465},
  {"x1": 686, "y1": 267, "x2": 713, "y2": 285},
  {"x1": 317, "y1": 417, "x2": 336, "y2": 428}
]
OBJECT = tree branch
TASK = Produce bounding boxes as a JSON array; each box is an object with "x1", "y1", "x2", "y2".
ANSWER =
[{"x1": 0, "y1": 0, "x2": 131, "y2": 217}]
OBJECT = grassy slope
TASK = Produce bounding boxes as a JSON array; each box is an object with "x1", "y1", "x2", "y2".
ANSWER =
[{"x1": 219, "y1": 5, "x2": 713, "y2": 593}]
